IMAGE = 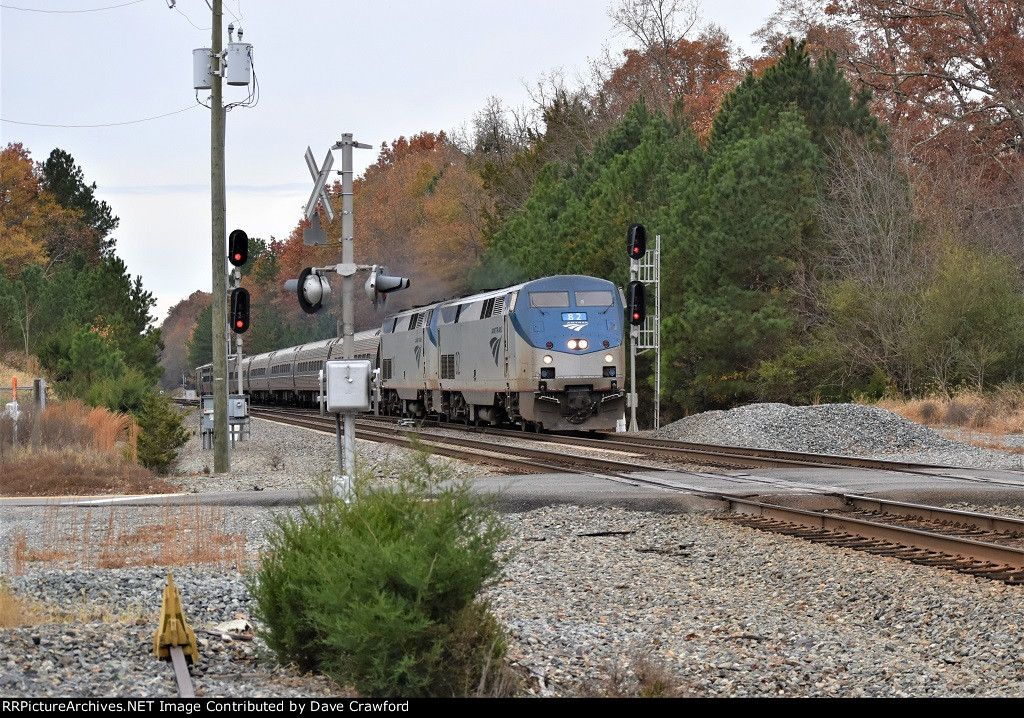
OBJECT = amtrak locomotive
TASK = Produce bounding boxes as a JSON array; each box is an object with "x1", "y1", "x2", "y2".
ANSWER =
[{"x1": 196, "y1": 274, "x2": 627, "y2": 432}]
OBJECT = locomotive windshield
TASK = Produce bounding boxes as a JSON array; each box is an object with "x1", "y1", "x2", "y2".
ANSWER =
[
  {"x1": 529, "y1": 291, "x2": 570, "y2": 308},
  {"x1": 574, "y1": 291, "x2": 614, "y2": 306}
]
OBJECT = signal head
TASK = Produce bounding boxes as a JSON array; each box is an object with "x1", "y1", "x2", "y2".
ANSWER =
[
  {"x1": 230, "y1": 287, "x2": 250, "y2": 333},
  {"x1": 364, "y1": 265, "x2": 410, "y2": 309},
  {"x1": 627, "y1": 223, "x2": 646, "y2": 261},
  {"x1": 626, "y1": 280, "x2": 646, "y2": 326},
  {"x1": 296, "y1": 267, "x2": 331, "y2": 314},
  {"x1": 228, "y1": 229, "x2": 249, "y2": 267}
]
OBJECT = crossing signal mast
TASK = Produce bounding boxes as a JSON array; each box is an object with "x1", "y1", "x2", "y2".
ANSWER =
[
  {"x1": 626, "y1": 223, "x2": 660, "y2": 431},
  {"x1": 284, "y1": 133, "x2": 411, "y2": 501}
]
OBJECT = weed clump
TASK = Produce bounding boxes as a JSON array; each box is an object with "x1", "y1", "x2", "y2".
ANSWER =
[{"x1": 248, "y1": 456, "x2": 514, "y2": 698}]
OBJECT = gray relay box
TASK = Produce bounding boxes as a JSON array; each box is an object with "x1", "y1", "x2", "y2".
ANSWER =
[{"x1": 325, "y1": 360, "x2": 372, "y2": 412}]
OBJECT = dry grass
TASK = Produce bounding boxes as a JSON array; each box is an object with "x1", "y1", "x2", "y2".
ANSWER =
[
  {"x1": 873, "y1": 387, "x2": 1024, "y2": 452},
  {"x1": 1, "y1": 351, "x2": 39, "y2": 389},
  {"x1": 0, "y1": 583, "x2": 39, "y2": 628},
  {"x1": 577, "y1": 653, "x2": 698, "y2": 698},
  {"x1": 0, "y1": 398, "x2": 168, "y2": 497},
  {"x1": 0, "y1": 580, "x2": 149, "y2": 628},
  {"x1": 0, "y1": 447, "x2": 177, "y2": 496},
  {"x1": 10, "y1": 500, "x2": 247, "y2": 575}
]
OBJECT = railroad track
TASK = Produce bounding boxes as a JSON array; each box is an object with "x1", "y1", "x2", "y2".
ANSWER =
[
  {"x1": 721, "y1": 496, "x2": 1024, "y2": 585},
  {"x1": 251, "y1": 406, "x2": 672, "y2": 479},
  {"x1": 251, "y1": 405, "x2": 1024, "y2": 486},
  {"x1": 248, "y1": 405, "x2": 1024, "y2": 585}
]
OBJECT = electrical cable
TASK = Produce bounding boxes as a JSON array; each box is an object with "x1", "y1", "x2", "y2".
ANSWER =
[
  {"x1": 173, "y1": 4, "x2": 208, "y2": 30},
  {"x1": 1, "y1": 104, "x2": 199, "y2": 128},
  {"x1": 1, "y1": 0, "x2": 145, "y2": 12}
]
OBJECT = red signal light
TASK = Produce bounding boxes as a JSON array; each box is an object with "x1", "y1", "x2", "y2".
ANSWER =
[
  {"x1": 228, "y1": 229, "x2": 248, "y2": 267},
  {"x1": 230, "y1": 287, "x2": 250, "y2": 333},
  {"x1": 627, "y1": 223, "x2": 646, "y2": 261},
  {"x1": 626, "y1": 281, "x2": 646, "y2": 326}
]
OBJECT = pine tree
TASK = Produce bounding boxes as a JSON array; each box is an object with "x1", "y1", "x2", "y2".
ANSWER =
[{"x1": 135, "y1": 393, "x2": 191, "y2": 474}]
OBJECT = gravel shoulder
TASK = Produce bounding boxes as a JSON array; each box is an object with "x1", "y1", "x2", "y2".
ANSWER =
[{"x1": 4, "y1": 402, "x2": 1024, "y2": 698}]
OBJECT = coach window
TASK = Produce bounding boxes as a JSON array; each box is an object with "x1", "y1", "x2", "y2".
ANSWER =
[{"x1": 529, "y1": 291, "x2": 569, "y2": 308}]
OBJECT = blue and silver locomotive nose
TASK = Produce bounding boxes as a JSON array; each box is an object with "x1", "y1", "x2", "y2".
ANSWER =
[
  {"x1": 511, "y1": 275, "x2": 624, "y2": 354},
  {"x1": 508, "y1": 275, "x2": 627, "y2": 430}
]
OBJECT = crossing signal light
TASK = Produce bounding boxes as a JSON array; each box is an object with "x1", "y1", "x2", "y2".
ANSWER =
[
  {"x1": 288, "y1": 267, "x2": 332, "y2": 314},
  {"x1": 364, "y1": 265, "x2": 410, "y2": 309},
  {"x1": 228, "y1": 229, "x2": 248, "y2": 267},
  {"x1": 627, "y1": 223, "x2": 646, "y2": 261},
  {"x1": 230, "y1": 287, "x2": 250, "y2": 333},
  {"x1": 626, "y1": 280, "x2": 646, "y2": 326}
]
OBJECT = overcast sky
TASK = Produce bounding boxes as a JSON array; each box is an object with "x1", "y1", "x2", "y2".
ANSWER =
[{"x1": 1, "y1": 0, "x2": 779, "y2": 323}]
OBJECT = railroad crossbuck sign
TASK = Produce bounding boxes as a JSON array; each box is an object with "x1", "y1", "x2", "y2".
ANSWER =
[{"x1": 303, "y1": 147, "x2": 333, "y2": 245}]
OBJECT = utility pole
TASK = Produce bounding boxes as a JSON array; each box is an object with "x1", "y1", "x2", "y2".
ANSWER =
[{"x1": 210, "y1": 0, "x2": 229, "y2": 473}]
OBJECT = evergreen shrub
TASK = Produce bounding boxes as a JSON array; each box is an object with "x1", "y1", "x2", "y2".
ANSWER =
[
  {"x1": 248, "y1": 456, "x2": 513, "y2": 698},
  {"x1": 135, "y1": 392, "x2": 191, "y2": 473}
]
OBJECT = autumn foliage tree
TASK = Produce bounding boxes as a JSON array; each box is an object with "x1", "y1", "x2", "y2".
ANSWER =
[
  {"x1": 600, "y1": 22, "x2": 741, "y2": 138},
  {"x1": 758, "y1": 1, "x2": 1024, "y2": 170},
  {"x1": 353, "y1": 132, "x2": 486, "y2": 308},
  {"x1": 0, "y1": 144, "x2": 53, "y2": 276},
  {"x1": 0, "y1": 142, "x2": 161, "y2": 413}
]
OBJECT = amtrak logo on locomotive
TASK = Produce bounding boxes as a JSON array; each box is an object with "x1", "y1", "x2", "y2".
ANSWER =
[
  {"x1": 562, "y1": 311, "x2": 588, "y2": 331},
  {"x1": 489, "y1": 336, "x2": 501, "y2": 366}
]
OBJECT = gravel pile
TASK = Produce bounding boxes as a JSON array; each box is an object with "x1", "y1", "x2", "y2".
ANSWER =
[
  {"x1": 651, "y1": 402, "x2": 1024, "y2": 469},
  {"x1": 4, "y1": 403, "x2": 1024, "y2": 697}
]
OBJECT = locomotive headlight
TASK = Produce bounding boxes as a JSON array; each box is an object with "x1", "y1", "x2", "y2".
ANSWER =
[
  {"x1": 604, "y1": 353, "x2": 614, "y2": 363},
  {"x1": 578, "y1": 339, "x2": 589, "y2": 350},
  {"x1": 567, "y1": 339, "x2": 578, "y2": 350},
  {"x1": 543, "y1": 355, "x2": 553, "y2": 364}
]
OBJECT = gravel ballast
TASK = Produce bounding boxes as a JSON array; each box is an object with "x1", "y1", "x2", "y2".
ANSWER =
[{"x1": 4, "y1": 402, "x2": 1024, "y2": 698}]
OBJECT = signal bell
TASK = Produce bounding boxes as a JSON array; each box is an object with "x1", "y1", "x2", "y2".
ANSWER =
[
  {"x1": 626, "y1": 280, "x2": 646, "y2": 326},
  {"x1": 228, "y1": 229, "x2": 248, "y2": 267},
  {"x1": 230, "y1": 287, "x2": 250, "y2": 333},
  {"x1": 627, "y1": 223, "x2": 646, "y2": 261}
]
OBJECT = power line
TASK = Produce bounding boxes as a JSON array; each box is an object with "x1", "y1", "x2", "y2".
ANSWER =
[
  {"x1": 0, "y1": 0, "x2": 146, "y2": 12},
  {"x1": 1, "y1": 104, "x2": 199, "y2": 128},
  {"x1": 173, "y1": 4, "x2": 208, "y2": 30}
]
